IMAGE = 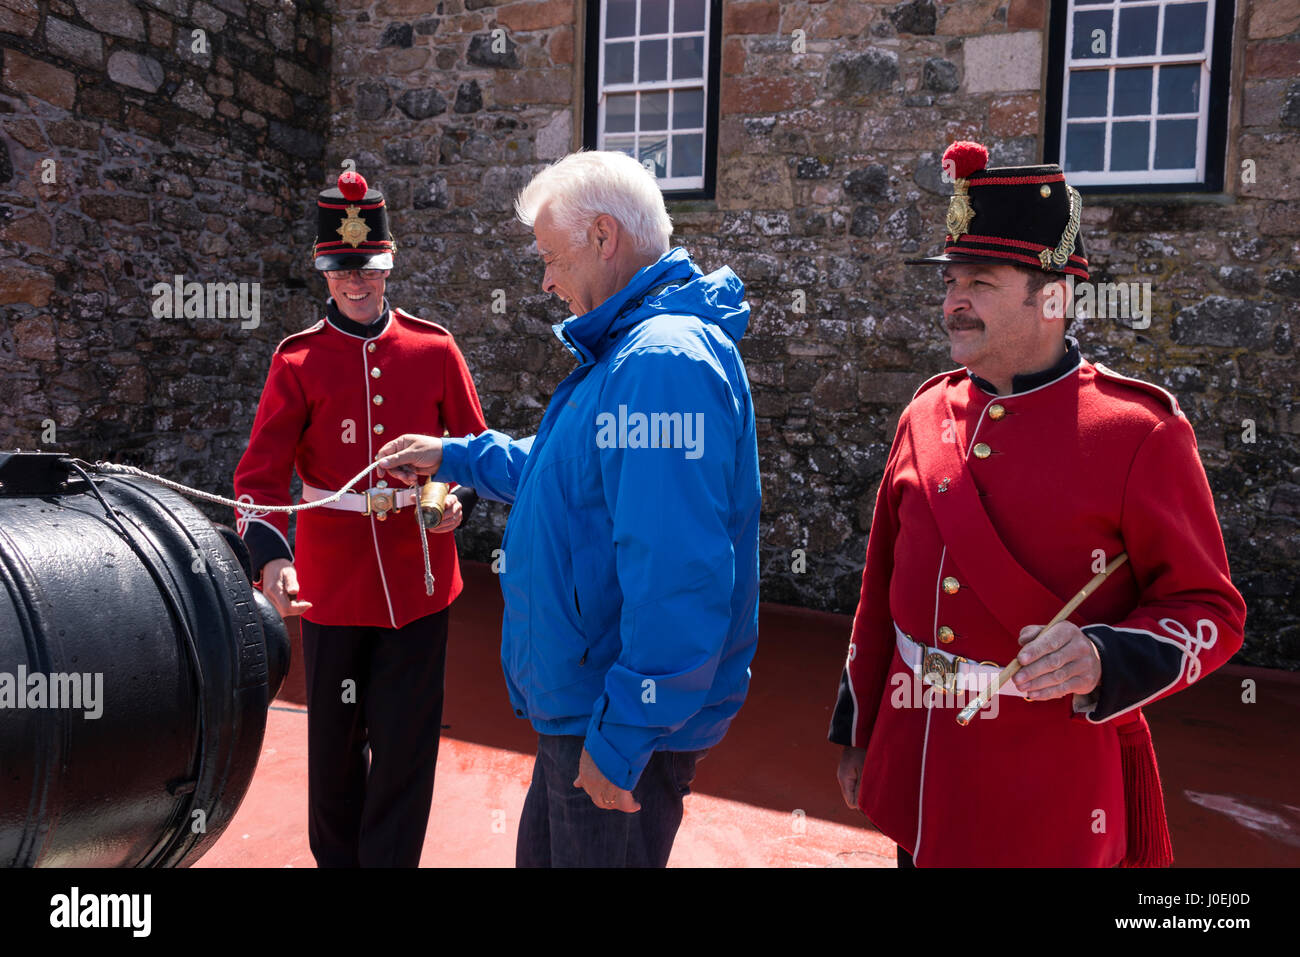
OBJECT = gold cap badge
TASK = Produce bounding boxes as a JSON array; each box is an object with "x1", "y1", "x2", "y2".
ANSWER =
[
  {"x1": 946, "y1": 178, "x2": 975, "y2": 242},
  {"x1": 336, "y1": 205, "x2": 371, "y2": 248}
]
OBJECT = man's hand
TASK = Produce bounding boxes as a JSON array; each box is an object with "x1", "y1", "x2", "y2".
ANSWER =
[
  {"x1": 574, "y1": 747, "x2": 640, "y2": 813},
  {"x1": 375, "y1": 434, "x2": 443, "y2": 486},
  {"x1": 261, "y1": 558, "x2": 313, "y2": 619},
  {"x1": 1012, "y1": 622, "x2": 1101, "y2": 700},
  {"x1": 429, "y1": 492, "x2": 462, "y2": 533},
  {"x1": 836, "y1": 746, "x2": 867, "y2": 810}
]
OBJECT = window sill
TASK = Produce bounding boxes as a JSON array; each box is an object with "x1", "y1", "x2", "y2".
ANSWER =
[
  {"x1": 1079, "y1": 190, "x2": 1235, "y2": 206},
  {"x1": 664, "y1": 197, "x2": 719, "y2": 212}
]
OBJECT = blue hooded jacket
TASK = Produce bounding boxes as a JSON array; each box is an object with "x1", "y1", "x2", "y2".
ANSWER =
[{"x1": 436, "y1": 247, "x2": 761, "y2": 789}]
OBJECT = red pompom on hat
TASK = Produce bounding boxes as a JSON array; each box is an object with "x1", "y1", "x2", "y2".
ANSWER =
[
  {"x1": 337, "y1": 170, "x2": 368, "y2": 201},
  {"x1": 943, "y1": 141, "x2": 989, "y2": 180}
]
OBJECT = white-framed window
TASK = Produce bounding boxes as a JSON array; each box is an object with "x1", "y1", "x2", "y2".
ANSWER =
[
  {"x1": 593, "y1": 0, "x2": 712, "y2": 193},
  {"x1": 1058, "y1": 0, "x2": 1219, "y2": 187}
]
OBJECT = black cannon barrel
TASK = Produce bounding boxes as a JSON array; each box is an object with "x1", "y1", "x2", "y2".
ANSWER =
[{"x1": 0, "y1": 452, "x2": 289, "y2": 867}]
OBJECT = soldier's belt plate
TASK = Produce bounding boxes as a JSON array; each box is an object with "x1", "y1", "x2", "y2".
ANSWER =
[{"x1": 922, "y1": 651, "x2": 968, "y2": 692}]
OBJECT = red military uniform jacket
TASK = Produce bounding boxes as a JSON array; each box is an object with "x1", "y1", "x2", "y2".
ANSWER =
[
  {"x1": 233, "y1": 301, "x2": 488, "y2": 628},
  {"x1": 829, "y1": 341, "x2": 1246, "y2": 866}
]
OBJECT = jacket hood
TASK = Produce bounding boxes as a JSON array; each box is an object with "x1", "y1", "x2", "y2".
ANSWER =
[{"x1": 555, "y1": 247, "x2": 751, "y2": 362}]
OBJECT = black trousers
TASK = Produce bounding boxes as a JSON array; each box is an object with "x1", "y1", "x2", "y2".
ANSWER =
[{"x1": 300, "y1": 608, "x2": 450, "y2": 868}]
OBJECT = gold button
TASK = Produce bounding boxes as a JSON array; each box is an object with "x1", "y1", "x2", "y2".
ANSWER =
[
  {"x1": 371, "y1": 367, "x2": 381, "y2": 379},
  {"x1": 942, "y1": 576, "x2": 960, "y2": 595},
  {"x1": 988, "y1": 404, "x2": 1005, "y2": 420},
  {"x1": 937, "y1": 626, "x2": 955, "y2": 644},
  {"x1": 373, "y1": 424, "x2": 384, "y2": 435},
  {"x1": 973, "y1": 442, "x2": 991, "y2": 459},
  {"x1": 367, "y1": 342, "x2": 376, "y2": 353},
  {"x1": 1039, "y1": 184, "x2": 1052, "y2": 198},
  {"x1": 373, "y1": 394, "x2": 383, "y2": 405}
]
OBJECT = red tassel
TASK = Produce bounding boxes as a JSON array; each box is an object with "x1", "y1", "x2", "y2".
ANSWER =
[{"x1": 1118, "y1": 711, "x2": 1174, "y2": 868}]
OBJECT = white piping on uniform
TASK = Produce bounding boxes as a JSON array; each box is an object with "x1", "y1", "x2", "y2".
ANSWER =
[
  {"x1": 240, "y1": 516, "x2": 292, "y2": 555},
  {"x1": 360, "y1": 335, "x2": 398, "y2": 628},
  {"x1": 915, "y1": 399, "x2": 994, "y2": 861},
  {"x1": 325, "y1": 304, "x2": 391, "y2": 341},
  {"x1": 1083, "y1": 622, "x2": 1212, "y2": 724}
]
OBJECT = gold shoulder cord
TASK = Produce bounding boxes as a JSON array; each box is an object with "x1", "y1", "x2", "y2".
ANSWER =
[{"x1": 1039, "y1": 185, "x2": 1081, "y2": 270}]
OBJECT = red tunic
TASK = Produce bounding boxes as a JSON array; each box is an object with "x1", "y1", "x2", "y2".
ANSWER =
[
  {"x1": 833, "y1": 356, "x2": 1246, "y2": 866},
  {"x1": 232, "y1": 306, "x2": 487, "y2": 628}
]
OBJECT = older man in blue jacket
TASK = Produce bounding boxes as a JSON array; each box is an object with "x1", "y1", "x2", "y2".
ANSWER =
[{"x1": 376, "y1": 151, "x2": 760, "y2": 867}]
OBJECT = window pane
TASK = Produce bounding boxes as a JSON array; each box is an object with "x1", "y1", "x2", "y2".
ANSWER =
[
  {"x1": 671, "y1": 132, "x2": 703, "y2": 178},
  {"x1": 1072, "y1": 10, "x2": 1113, "y2": 59},
  {"x1": 1110, "y1": 120, "x2": 1150, "y2": 170},
  {"x1": 672, "y1": 88, "x2": 704, "y2": 129},
  {"x1": 639, "y1": 136, "x2": 667, "y2": 178},
  {"x1": 641, "y1": 0, "x2": 669, "y2": 34},
  {"x1": 1162, "y1": 2, "x2": 1208, "y2": 55},
  {"x1": 674, "y1": 0, "x2": 705, "y2": 32},
  {"x1": 640, "y1": 39, "x2": 667, "y2": 82},
  {"x1": 1158, "y1": 64, "x2": 1200, "y2": 113},
  {"x1": 605, "y1": 42, "x2": 634, "y2": 84},
  {"x1": 1154, "y1": 118, "x2": 1197, "y2": 168},
  {"x1": 606, "y1": 0, "x2": 636, "y2": 38},
  {"x1": 606, "y1": 92, "x2": 636, "y2": 132},
  {"x1": 1113, "y1": 67, "x2": 1153, "y2": 116},
  {"x1": 1065, "y1": 122, "x2": 1106, "y2": 171},
  {"x1": 672, "y1": 36, "x2": 704, "y2": 80},
  {"x1": 604, "y1": 134, "x2": 636, "y2": 158},
  {"x1": 1116, "y1": 5, "x2": 1157, "y2": 57},
  {"x1": 1067, "y1": 70, "x2": 1109, "y2": 117},
  {"x1": 640, "y1": 91, "x2": 668, "y2": 130}
]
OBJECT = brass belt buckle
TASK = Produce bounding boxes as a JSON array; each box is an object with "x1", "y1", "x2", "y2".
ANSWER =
[
  {"x1": 922, "y1": 651, "x2": 954, "y2": 692},
  {"x1": 922, "y1": 650, "x2": 969, "y2": 693},
  {"x1": 365, "y1": 488, "x2": 395, "y2": 519}
]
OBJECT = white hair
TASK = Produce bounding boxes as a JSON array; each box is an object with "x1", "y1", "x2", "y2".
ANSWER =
[{"x1": 515, "y1": 151, "x2": 673, "y2": 258}]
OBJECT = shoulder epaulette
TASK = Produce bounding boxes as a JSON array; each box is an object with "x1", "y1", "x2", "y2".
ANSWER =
[
  {"x1": 1093, "y1": 362, "x2": 1183, "y2": 416},
  {"x1": 912, "y1": 366, "x2": 968, "y2": 400},
  {"x1": 392, "y1": 307, "x2": 451, "y2": 336},
  {"x1": 274, "y1": 319, "x2": 325, "y2": 353}
]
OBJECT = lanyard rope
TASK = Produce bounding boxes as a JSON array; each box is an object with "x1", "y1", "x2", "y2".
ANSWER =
[{"x1": 85, "y1": 460, "x2": 437, "y2": 596}]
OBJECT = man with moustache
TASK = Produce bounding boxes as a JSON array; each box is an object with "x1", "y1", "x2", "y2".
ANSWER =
[
  {"x1": 829, "y1": 142, "x2": 1246, "y2": 867},
  {"x1": 233, "y1": 170, "x2": 487, "y2": 867}
]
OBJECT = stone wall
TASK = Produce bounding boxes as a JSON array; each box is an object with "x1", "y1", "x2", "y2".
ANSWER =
[
  {"x1": 324, "y1": 0, "x2": 1299, "y2": 667},
  {"x1": 0, "y1": 0, "x2": 332, "y2": 504},
  {"x1": 3, "y1": 0, "x2": 1296, "y2": 667}
]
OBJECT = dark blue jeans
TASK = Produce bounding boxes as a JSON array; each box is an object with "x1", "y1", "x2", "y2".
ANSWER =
[{"x1": 516, "y1": 733, "x2": 708, "y2": 868}]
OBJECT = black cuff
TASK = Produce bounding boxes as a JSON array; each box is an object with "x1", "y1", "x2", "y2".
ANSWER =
[
  {"x1": 1081, "y1": 624, "x2": 1187, "y2": 722},
  {"x1": 454, "y1": 486, "x2": 479, "y2": 524},
  {"x1": 828, "y1": 667, "x2": 856, "y2": 746},
  {"x1": 243, "y1": 522, "x2": 293, "y2": 583}
]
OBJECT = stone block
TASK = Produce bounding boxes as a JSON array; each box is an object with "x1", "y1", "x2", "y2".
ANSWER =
[
  {"x1": 1249, "y1": 0, "x2": 1300, "y2": 39},
  {"x1": 0, "y1": 0, "x2": 39, "y2": 37},
  {"x1": 46, "y1": 17, "x2": 105, "y2": 68},
  {"x1": 496, "y1": 0, "x2": 573, "y2": 32},
  {"x1": 4, "y1": 51, "x2": 77, "y2": 107},
  {"x1": 107, "y1": 51, "x2": 165, "y2": 93},
  {"x1": 727, "y1": 1, "x2": 780, "y2": 35},
  {"x1": 0, "y1": 269, "x2": 55, "y2": 307},
  {"x1": 963, "y1": 31, "x2": 1042, "y2": 93}
]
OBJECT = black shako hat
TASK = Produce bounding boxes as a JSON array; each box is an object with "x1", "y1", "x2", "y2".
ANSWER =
[
  {"x1": 313, "y1": 170, "x2": 396, "y2": 270},
  {"x1": 906, "y1": 141, "x2": 1089, "y2": 281}
]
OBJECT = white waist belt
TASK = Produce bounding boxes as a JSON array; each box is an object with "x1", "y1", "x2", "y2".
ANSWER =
[
  {"x1": 894, "y1": 623, "x2": 1028, "y2": 698},
  {"x1": 301, "y1": 481, "x2": 419, "y2": 513}
]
